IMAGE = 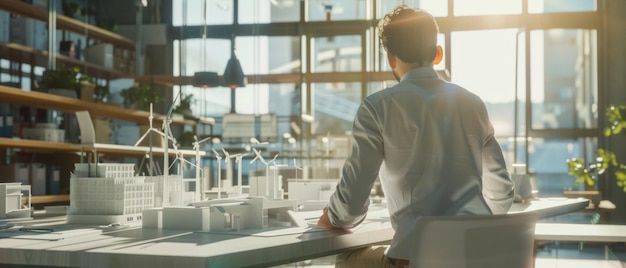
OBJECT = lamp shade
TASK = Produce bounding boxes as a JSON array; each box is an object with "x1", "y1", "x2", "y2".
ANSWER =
[
  {"x1": 222, "y1": 54, "x2": 245, "y2": 88},
  {"x1": 193, "y1": 71, "x2": 220, "y2": 88}
]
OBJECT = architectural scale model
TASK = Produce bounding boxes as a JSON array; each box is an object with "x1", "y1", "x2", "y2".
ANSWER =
[
  {"x1": 67, "y1": 163, "x2": 184, "y2": 225},
  {"x1": 143, "y1": 196, "x2": 297, "y2": 232},
  {"x1": 0, "y1": 183, "x2": 31, "y2": 220}
]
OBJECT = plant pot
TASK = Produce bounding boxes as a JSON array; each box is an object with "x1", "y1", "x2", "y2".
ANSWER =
[
  {"x1": 48, "y1": 88, "x2": 77, "y2": 98},
  {"x1": 79, "y1": 83, "x2": 95, "y2": 102}
]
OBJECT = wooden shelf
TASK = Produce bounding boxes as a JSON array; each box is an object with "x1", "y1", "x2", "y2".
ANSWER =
[
  {"x1": 0, "y1": 0, "x2": 135, "y2": 50},
  {"x1": 0, "y1": 138, "x2": 75, "y2": 153},
  {"x1": 0, "y1": 137, "x2": 205, "y2": 157},
  {"x1": 0, "y1": 85, "x2": 196, "y2": 126},
  {"x1": 0, "y1": 42, "x2": 126, "y2": 80}
]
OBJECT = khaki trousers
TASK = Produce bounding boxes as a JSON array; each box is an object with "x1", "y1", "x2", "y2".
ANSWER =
[{"x1": 334, "y1": 246, "x2": 408, "y2": 268}]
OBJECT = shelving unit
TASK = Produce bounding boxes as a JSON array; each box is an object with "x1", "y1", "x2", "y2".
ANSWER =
[
  {"x1": 0, "y1": 42, "x2": 126, "y2": 82},
  {"x1": 0, "y1": 1, "x2": 189, "y2": 205},
  {"x1": 0, "y1": 0, "x2": 134, "y2": 50}
]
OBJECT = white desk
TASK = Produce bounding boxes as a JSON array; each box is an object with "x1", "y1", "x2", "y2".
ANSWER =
[
  {"x1": 0, "y1": 198, "x2": 588, "y2": 268},
  {"x1": 535, "y1": 223, "x2": 626, "y2": 243}
]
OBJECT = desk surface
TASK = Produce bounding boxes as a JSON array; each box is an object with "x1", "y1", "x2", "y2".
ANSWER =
[
  {"x1": 0, "y1": 198, "x2": 588, "y2": 268},
  {"x1": 535, "y1": 222, "x2": 626, "y2": 242}
]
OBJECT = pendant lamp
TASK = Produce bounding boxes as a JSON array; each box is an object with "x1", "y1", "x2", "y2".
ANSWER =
[{"x1": 223, "y1": 35, "x2": 245, "y2": 114}]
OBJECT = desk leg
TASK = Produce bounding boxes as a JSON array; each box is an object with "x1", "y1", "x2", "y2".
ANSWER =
[{"x1": 533, "y1": 240, "x2": 538, "y2": 268}]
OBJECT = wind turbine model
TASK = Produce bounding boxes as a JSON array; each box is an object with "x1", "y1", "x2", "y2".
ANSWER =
[
  {"x1": 268, "y1": 154, "x2": 287, "y2": 199},
  {"x1": 250, "y1": 148, "x2": 269, "y2": 197},
  {"x1": 222, "y1": 148, "x2": 249, "y2": 196},
  {"x1": 135, "y1": 104, "x2": 165, "y2": 176},
  {"x1": 193, "y1": 135, "x2": 212, "y2": 201},
  {"x1": 293, "y1": 158, "x2": 303, "y2": 181},
  {"x1": 212, "y1": 148, "x2": 223, "y2": 199},
  {"x1": 250, "y1": 137, "x2": 269, "y2": 145},
  {"x1": 245, "y1": 137, "x2": 269, "y2": 151},
  {"x1": 134, "y1": 103, "x2": 177, "y2": 206},
  {"x1": 169, "y1": 149, "x2": 203, "y2": 203}
]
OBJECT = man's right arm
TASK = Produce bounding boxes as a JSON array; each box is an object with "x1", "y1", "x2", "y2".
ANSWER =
[{"x1": 482, "y1": 130, "x2": 515, "y2": 214}]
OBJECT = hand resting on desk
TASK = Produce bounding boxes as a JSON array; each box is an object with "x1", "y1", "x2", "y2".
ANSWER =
[{"x1": 317, "y1": 207, "x2": 352, "y2": 234}]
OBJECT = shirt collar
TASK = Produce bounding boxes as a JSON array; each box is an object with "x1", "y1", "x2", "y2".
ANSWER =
[{"x1": 400, "y1": 67, "x2": 439, "y2": 82}]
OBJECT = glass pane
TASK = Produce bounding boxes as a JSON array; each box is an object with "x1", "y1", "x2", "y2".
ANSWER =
[
  {"x1": 188, "y1": 85, "x2": 232, "y2": 116},
  {"x1": 454, "y1": 0, "x2": 522, "y2": 16},
  {"x1": 377, "y1": 0, "x2": 447, "y2": 18},
  {"x1": 176, "y1": 39, "x2": 230, "y2": 76},
  {"x1": 239, "y1": 0, "x2": 299, "y2": 23},
  {"x1": 236, "y1": 36, "x2": 301, "y2": 74},
  {"x1": 307, "y1": 0, "x2": 368, "y2": 21},
  {"x1": 312, "y1": 82, "x2": 361, "y2": 135},
  {"x1": 451, "y1": 29, "x2": 521, "y2": 138},
  {"x1": 529, "y1": 137, "x2": 597, "y2": 197},
  {"x1": 173, "y1": 0, "x2": 233, "y2": 26},
  {"x1": 312, "y1": 36, "x2": 362, "y2": 73},
  {"x1": 529, "y1": 0, "x2": 596, "y2": 14},
  {"x1": 530, "y1": 29, "x2": 598, "y2": 130}
]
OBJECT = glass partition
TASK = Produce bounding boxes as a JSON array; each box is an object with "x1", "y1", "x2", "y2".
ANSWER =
[
  {"x1": 530, "y1": 29, "x2": 598, "y2": 130},
  {"x1": 529, "y1": 0, "x2": 596, "y2": 14}
]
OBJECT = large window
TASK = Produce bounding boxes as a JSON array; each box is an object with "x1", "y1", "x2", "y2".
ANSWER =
[{"x1": 171, "y1": 0, "x2": 602, "y2": 195}]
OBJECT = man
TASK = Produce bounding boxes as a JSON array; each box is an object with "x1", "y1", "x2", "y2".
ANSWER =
[{"x1": 317, "y1": 5, "x2": 515, "y2": 268}]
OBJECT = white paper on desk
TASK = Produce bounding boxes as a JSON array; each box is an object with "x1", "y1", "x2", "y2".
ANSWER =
[{"x1": 201, "y1": 226, "x2": 330, "y2": 237}]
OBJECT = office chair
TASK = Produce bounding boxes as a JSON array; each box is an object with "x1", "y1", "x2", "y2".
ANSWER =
[{"x1": 409, "y1": 212, "x2": 538, "y2": 268}]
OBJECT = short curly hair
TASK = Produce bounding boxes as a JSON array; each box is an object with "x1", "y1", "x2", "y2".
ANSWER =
[{"x1": 378, "y1": 5, "x2": 439, "y2": 64}]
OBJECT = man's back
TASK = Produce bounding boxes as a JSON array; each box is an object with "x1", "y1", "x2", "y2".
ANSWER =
[
  {"x1": 326, "y1": 67, "x2": 515, "y2": 260},
  {"x1": 319, "y1": 6, "x2": 514, "y2": 265},
  {"x1": 365, "y1": 67, "x2": 514, "y2": 259}
]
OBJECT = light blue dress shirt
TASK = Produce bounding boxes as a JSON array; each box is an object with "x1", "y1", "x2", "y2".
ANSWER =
[{"x1": 327, "y1": 67, "x2": 515, "y2": 260}]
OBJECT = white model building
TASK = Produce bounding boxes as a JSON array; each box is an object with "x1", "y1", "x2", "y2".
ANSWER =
[
  {"x1": 142, "y1": 196, "x2": 297, "y2": 232},
  {"x1": 0, "y1": 183, "x2": 31, "y2": 219},
  {"x1": 287, "y1": 179, "x2": 337, "y2": 210},
  {"x1": 68, "y1": 163, "x2": 183, "y2": 224}
]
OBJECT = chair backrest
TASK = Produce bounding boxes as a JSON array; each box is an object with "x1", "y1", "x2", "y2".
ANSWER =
[
  {"x1": 409, "y1": 212, "x2": 538, "y2": 268},
  {"x1": 75, "y1": 110, "x2": 96, "y2": 145}
]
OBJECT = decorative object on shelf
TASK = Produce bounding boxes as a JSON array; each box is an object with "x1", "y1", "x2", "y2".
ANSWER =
[
  {"x1": 39, "y1": 65, "x2": 95, "y2": 101},
  {"x1": 119, "y1": 82, "x2": 161, "y2": 111},
  {"x1": 567, "y1": 105, "x2": 626, "y2": 192},
  {"x1": 59, "y1": 41, "x2": 76, "y2": 58},
  {"x1": 77, "y1": 74, "x2": 96, "y2": 102},
  {"x1": 40, "y1": 65, "x2": 80, "y2": 97},
  {"x1": 62, "y1": 2, "x2": 81, "y2": 19}
]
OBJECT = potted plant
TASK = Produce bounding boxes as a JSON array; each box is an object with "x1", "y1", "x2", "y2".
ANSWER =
[
  {"x1": 567, "y1": 105, "x2": 626, "y2": 192},
  {"x1": 40, "y1": 65, "x2": 80, "y2": 97},
  {"x1": 173, "y1": 93, "x2": 195, "y2": 117},
  {"x1": 120, "y1": 82, "x2": 161, "y2": 111},
  {"x1": 40, "y1": 65, "x2": 96, "y2": 101}
]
